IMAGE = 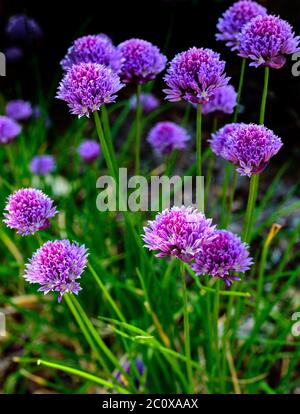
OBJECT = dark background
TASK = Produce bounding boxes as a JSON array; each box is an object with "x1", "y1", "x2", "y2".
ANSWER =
[{"x1": 1, "y1": 0, "x2": 300, "y2": 159}]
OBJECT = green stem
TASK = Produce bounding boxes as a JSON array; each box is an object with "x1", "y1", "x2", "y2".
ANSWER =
[
  {"x1": 64, "y1": 294, "x2": 110, "y2": 374},
  {"x1": 165, "y1": 150, "x2": 178, "y2": 177},
  {"x1": 88, "y1": 262, "x2": 126, "y2": 323},
  {"x1": 233, "y1": 58, "x2": 246, "y2": 123},
  {"x1": 101, "y1": 106, "x2": 118, "y2": 174},
  {"x1": 94, "y1": 111, "x2": 117, "y2": 180},
  {"x1": 196, "y1": 103, "x2": 202, "y2": 179},
  {"x1": 180, "y1": 261, "x2": 193, "y2": 393},
  {"x1": 213, "y1": 280, "x2": 222, "y2": 392},
  {"x1": 135, "y1": 84, "x2": 142, "y2": 175},
  {"x1": 259, "y1": 66, "x2": 269, "y2": 125},
  {"x1": 242, "y1": 174, "x2": 259, "y2": 243},
  {"x1": 36, "y1": 359, "x2": 129, "y2": 394},
  {"x1": 220, "y1": 162, "x2": 232, "y2": 227},
  {"x1": 225, "y1": 170, "x2": 238, "y2": 228},
  {"x1": 204, "y1": 117, "x2": 218, "y2": 208}
]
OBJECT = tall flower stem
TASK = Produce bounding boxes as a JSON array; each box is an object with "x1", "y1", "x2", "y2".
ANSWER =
[
  {"x1": 196, "y1": 103, "x2": 202, "y2": 178},
  {"x1": 225, "y1": 170, "x2": 238, "y2": 228},
  {"x1": 233, "y1": 58, "x2": 246, "y2": 123},
  {"x1": 135, "y1": 84, "x2": 142, "y2": 175},
  {"x1": 242, "y1": 174, "x2": 259, "y2": 243},
  {"x1": 242, "y1": 66, "x2": 269, "y2": 243},
  {"x1": 205, "y1": 117, "x2": 218, "y2": 208},
  {"x1": 259, "y1": 66, "x2": 269, "y2": 125},
  {"x1": 101, "y1": 106, "x2": 118, "y2": 175},
  {"x1": 94, "y1": 111, "x2": 117, "y2": 180},
  {"x1": 180, "y1": 261, "x2": 193, "y2": 393}
]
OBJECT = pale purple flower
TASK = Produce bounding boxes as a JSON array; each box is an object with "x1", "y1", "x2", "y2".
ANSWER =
[
  {"x1": 115, "y1": 357, "x2": 144, "y2": 388},
  {"x1": 163, "y1": 47, "x2": 230, "y2": 104},
  {"x1": 60, "y1": 34, "x2": 122, "y2": 73},
  {"x1": 56, "y1": 62, "x2": 124, "y2": 117},
  {"x1": 216, "y1": 123, "x2": 283, "y2": 176},
  {"x1": 209, "y1": 123, "x2": 240, "y2": 157},
  {"x1": 3, "y1": 188, "x2": 57, "y2": 236},
  {"x1": 30, "y1": 155, "x2": 56, "y2": 176},
  {"x1": 147, "y1": 121, "x2": 190, "y2": 156},
  {"x1": 129, "y1": 93, "x2": 159, "y2": 114},
  {"x1": 5, "y1": 14, "x2": 43, "y2": 42},
  {"x1": 0, "y1": 116, "x2": 22, "y2": 144},
  {"x1": 201, "y1": 85, "x2": 237, "y2": 115},
  {"x1": 143, "y1": 206, "x2": 215, "y2": 263},
  {"x1": 24, "y1": 240, "x2": 88, "y2": 302},
  {"x1": 6, "y1": 100, "x2": 33, "y2": 121},
  {"x1": 118, "y1": 39, "x2": 167, "y2": 84},
  {"x1": 5, "y1": 47, "x2": 23, "y2": 63},
  {"x1": 78, "y1": 139, "x2": 101, "y2": 163},
  {"x1": 216, "y1": 0, "x2": 267, "y2": 51},
  {"x1": 238, "y1": 15, "x2": 300, "y2": 69},
  {"x1": 192, "y1": 230, "x2": 253, "y2": 286}
]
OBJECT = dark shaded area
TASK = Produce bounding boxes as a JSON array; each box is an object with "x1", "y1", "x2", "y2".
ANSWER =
[{"x1": 1, "y1": 0, "x2": 300, "y2": 158}]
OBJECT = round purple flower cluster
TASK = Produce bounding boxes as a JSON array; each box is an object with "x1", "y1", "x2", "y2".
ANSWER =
[
  {"x1": 118, "y1": 38, "x2": 167, "y2": 84},
  {"x1": 238, "y1": 15, "x2": 300, "y2": 69},
  {"x1": 143, "y1": 206, "x2": 252, "y2": 284},
  {"x1": 216, "y1": 0, "x2": 267, "y2": 51},
  {"x1": 143, "y1": 206, "x2": 215, "y2": 263},
  {"x1": 78, "y1": 139, "x2": 101, "y2": 163},
  {"x1": 201, "y1": 85, "x2": 237, "y2": 115},
  {"x1": 192, "y1": 230, "x2": 253, "y2": 286},
  {"x1": 6, "y1": 100, "x2": 33, "y2": 121},
  {"x1": 209, "y1": 123, "x2": 240, "y2": 156},
  {"x1": 60, "y1": 34, "x2": 122, "y2": 73},
  {"x1": 24, "y1": 240, "x2": 88, "y2": 302},
  {"x1": 56, "y1": 62, "x2": 124, "y2": 117},
  {"x1": 147, "y1": 121, "x2": 190, "y2": 156},
  {"x1": 163, "y1": 47, "x2": 229, "y2": 105},
  {"x1": 30, "y1": 155, "x2": 56, "y2": 176},
  {"x1": 3, "y1": 188, "x2": 57, "y2": 236},
  {"x1": 129, "y1": 92, "x2": 159, "y2": 114},
  {"x1": 211, "y1": 123, "x2": 283, "y2": 176},
  {"x1": 0, "y1": 116, "x2": 22, "y2": 144},
  {"x1": 5, "y1": 14, "x2": 43, "y2": 42}
]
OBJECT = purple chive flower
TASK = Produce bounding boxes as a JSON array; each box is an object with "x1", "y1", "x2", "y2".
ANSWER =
[
  {"x1": 216, "y1": 123, "x2": 283, "y2": 177},
  {"x1": 216, "y1": 0, "x2": 267, "y2": 51},
  {"x1": 115, "y1": 358, "x2": 144, "y2": 388},
  {"x1": 56, "y1": 62, "x2": 124, "y2": 117},
  {"x1": 201, "y1": 85, "x2": 237, "y2": 115},
  {"x1": 3, "y1": 188, "x2": 58, "y2": 236},
  {"x1": 60, "y1": 34, "x2": 122, "y2": 73},
  {"x1": 209, "y1": 123, "x2": 240, "y2": 157},
  {"x1": 143, "y1": 206, "x2": 215, "y2": 263},
  {"x1": 117, "y1": 38, "x2": 167, "y2": 84},
  {"x1": 5, "y1": 14, "x2": 43, "y2": 42},
  {"x1": 6, "y1": 100, "x2": 33, "y2": 121},
  {"x1": 238, "y1": 15, "x2": 300, "y2": 69},
  {"x1": 24, "y1": 240, "x2": 88, "y2": 302},
  {"x1": 192, "y1": 230, "x2": 253, "y2": 286},
  {"x1": 78, "y1": 139, "x2": 101, "y2": 163},
  {"x1": 163, "y1": 47, "x2": 230, "y2": 105},
  {"x1": 129, "y1": 92, "x2": 160, "y2": 114},
  {"x1": 4, "y1": 47, "x2": 24, "y2": 63},
  {"x1": 147, "y1": 121, "x2": 190, "y2": 156},
  {"x1": 30, "y1": 155, "x2": 56, "y2": 176},
  {"x1": 0, "y1": 116, "x2": 22, "y2": 144}
]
